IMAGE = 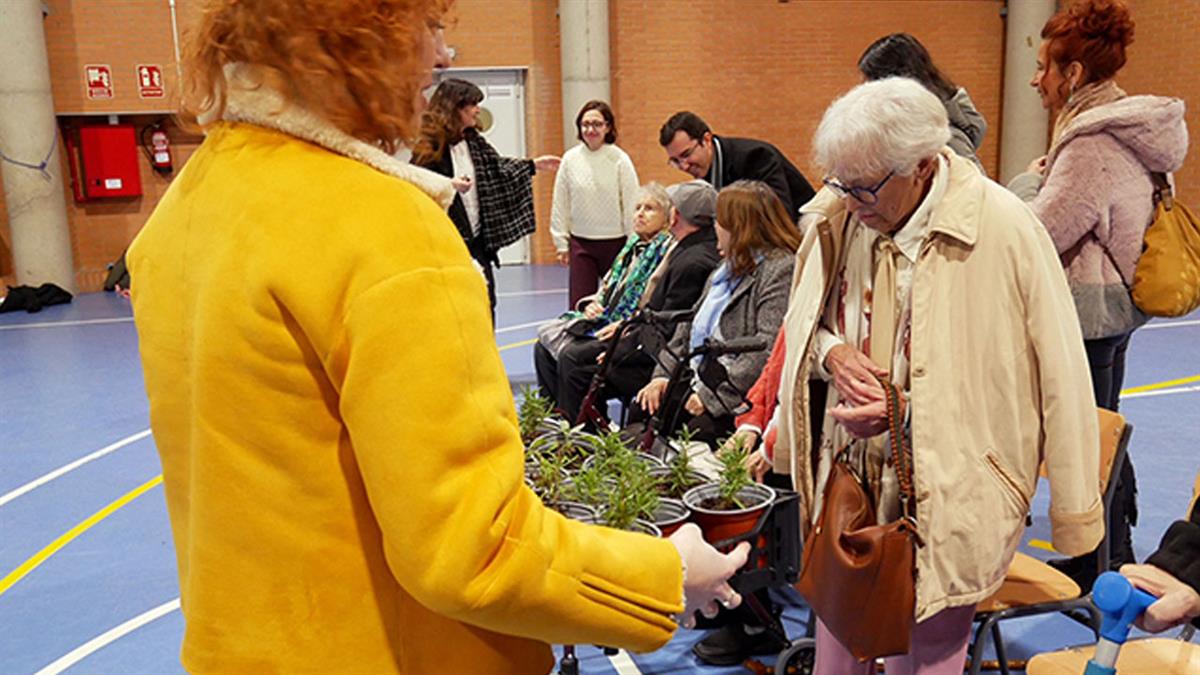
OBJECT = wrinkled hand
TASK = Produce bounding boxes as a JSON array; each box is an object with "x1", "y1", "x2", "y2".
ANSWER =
[
  {"x1": 636, "y1": 377, "x2": 670, "y2": 415},
  {"x1": 556, "y1": 251, "x2": 569, "y2": 266},
  {"x1": 583, "y1": 301, "x2": 604, "y2": 320},
  {"x1": 824, "y1": 343, "x2": 888, "y2": 406},
  {"x1": 1121, "y1": 563, "x2": 1200, "y2": 633},
  {"x1": 828, "y1": 394, "x2": 905, "y2": 439},
  {"x1": 718, "y1": 429, "x2": 760, "y2": 458},
  {"x1": 1027, "y1": 155, "x2": 1047, "y2": 177},
  {"x1": 534, "y1": 155, "x2": 561, "y2": 172},
  {"x1": 745, "y1": 449, "x2": 771, "y2": 483},
  {"x1": 668, "y1": 523, "x2": 751, "y2": 628},
  {"x1": 593, "y1": 321, "x2": 619, "y2": 343},
  {"x1": 451, "y1": 176, "x2": 473, "y2": 193},
  {"x1": 684, "y1": 393, "x2": 705, "y2": 417}
]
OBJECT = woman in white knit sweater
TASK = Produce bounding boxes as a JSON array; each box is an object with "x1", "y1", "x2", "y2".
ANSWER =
[{"x1": 552, "y1": 100, "x2": 641, "y2": 308}]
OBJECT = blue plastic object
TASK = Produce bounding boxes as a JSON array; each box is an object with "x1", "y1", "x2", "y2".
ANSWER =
[
  {"x1": 1081, "y1": 571, "x2": 1159, "y2": 674},
  {"x1": 1092, "y1": 571, "x2": 1158, "y2": 644}
]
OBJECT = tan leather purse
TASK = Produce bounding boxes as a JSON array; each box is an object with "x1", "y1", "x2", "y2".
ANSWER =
[{"x1": 795, "y1": 377, "x2": 922, "y2": 661}]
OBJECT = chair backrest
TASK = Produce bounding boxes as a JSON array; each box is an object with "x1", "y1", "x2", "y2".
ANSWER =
[
  {"x1": 1037, "y1": 408, "x2": 1130, "y2": 494},
  {"x1": 1037, "y1": 408, "x2": 1132, "y2": 572}
]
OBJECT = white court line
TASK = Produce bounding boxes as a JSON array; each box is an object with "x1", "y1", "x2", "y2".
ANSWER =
[
  {"x1": 1124, "y1": 385, "x2": 1200, "y2": 399},
  {"x1": 496, "y1": 288, "x2": 567, "y2": 298},
  {"x1": 0, "y1": 317, "x2": 134, "y2": 331},
  {"x1": 35, "y1": 598, "x2": 180, "y2": 675},
  {"x1": 1141, "y1": 318, "x2": 1200, "y2": 330},
  {"x1": 495, "y1": 319, "x2": 553, "y2": 335},
  {"x1": 607, "y1": 649, "x2": 644, "y2": 674},
  {"x1": 0, "y1": 429, "x2": 152, "y2": 508}
]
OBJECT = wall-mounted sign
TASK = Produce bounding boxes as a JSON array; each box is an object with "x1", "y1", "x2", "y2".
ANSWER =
[
  {"x1": 84, "y1": 64, "x2": 113, "y2": 100},
  {"x1": 137, "y1": 64, "x2": 164, "y2": 99}
]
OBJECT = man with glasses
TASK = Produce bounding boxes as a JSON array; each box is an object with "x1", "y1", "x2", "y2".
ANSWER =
[{"x1": 659, "y1": 111, "x2": 814, "y2": 223}]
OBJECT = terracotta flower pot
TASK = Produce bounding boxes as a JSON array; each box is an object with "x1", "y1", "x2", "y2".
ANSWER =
[
  {"x1": 682, "y1": 483, "x2": 776, "y2": 547},
  {"x1": 651, "y1": 497, "x2": 690, "y2": 536}
]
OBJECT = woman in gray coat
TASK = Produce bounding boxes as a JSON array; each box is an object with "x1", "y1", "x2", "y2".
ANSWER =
[
  {"x1": 859, "y1": 33, "x2": 988, "y2": 170},
  {"x1": 634, "y1": 180, "x2": 798, "y2": 447}
]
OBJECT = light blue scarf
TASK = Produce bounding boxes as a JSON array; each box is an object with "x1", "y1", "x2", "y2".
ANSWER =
[{"x1": 688, "y1": 261, "x2": 740, "y2": 371}]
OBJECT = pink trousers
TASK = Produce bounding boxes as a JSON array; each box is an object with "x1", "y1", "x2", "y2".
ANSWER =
[{"x1": 813, "y1": 604, "x2": 977, "y2": 675}]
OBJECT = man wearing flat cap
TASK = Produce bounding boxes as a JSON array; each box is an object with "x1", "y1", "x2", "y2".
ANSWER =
[{"x1": 555, "y1": 180, "x2": 722, "y2": 421}]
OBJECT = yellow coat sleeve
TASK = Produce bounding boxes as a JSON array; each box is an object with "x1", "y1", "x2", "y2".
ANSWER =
[{"x1": 327, "y1": 262, "x2": 683, "y2": 652}]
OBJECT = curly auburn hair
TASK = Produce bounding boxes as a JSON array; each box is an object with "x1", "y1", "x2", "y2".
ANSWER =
[
  {"x1": 411, "y1": 78, "x2": 483, "y2": 165},
  {"x1": 715, "y1": 181, "x2": 801, "y2": 279},
  {"x1": 182, "y1": 0, "x2": 452, "y2": 155},
  {"x1": 1042, "y1": 0, "x2": 1135, "y2": 84}
]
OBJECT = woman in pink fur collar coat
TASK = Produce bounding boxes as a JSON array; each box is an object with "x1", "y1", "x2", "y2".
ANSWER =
[{"x1": 1009, "y1": 0, "x2": 1188, "y2": 590}]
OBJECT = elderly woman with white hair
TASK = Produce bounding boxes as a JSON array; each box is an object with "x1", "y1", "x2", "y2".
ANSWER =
[{"x1": 773, "y1": 77, "x2": 1103, "y2": 673}]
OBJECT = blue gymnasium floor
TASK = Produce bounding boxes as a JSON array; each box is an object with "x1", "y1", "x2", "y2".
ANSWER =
[{"x1": 1, "y1": 264, "x2": 1197, "y2": 675}]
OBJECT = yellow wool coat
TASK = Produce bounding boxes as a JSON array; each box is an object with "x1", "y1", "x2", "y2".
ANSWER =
[{"x1": 128, "y1": 85, "x2": 682, "y2": 674}]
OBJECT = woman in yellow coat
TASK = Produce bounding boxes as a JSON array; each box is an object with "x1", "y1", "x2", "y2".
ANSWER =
[{"x1": 127, "y1": 2, "x2": 748, "y2": 672}]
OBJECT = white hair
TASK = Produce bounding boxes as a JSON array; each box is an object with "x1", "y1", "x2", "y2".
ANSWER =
[{"x1": 812, "y1": 77, "x2": 951, "y2": 181}]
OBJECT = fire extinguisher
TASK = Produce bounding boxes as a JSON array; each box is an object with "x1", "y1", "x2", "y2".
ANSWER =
[{"x1": 141, "y1": 121, "x2": 173, "y2": 175}]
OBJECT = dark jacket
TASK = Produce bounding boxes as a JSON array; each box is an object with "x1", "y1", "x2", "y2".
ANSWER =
[
  {"x1": 607, "y1": 227, "x2": 721, "y2": 395},
  {"x1": 415, "y1": 128, "x2": 536, "y2": 257},
  {"x1": 706, "y1": 136, "x2": 815, "y2": 223},
  {"x1": 1145, "y1": 480, "x2": 1200, "y2": 627},
  {"x1": 654, "y1": 249, "x2": 794, "y2": 417}
]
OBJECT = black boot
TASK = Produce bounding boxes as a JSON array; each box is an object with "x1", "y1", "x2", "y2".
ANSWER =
[{"x1": 692, "y1": 620, "x2": 790, "y2": 666}]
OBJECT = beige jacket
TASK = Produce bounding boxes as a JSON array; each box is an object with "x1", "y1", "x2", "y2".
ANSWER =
[{"x1": 776, "y1": 152, "x2": 1104, "y2": 621}]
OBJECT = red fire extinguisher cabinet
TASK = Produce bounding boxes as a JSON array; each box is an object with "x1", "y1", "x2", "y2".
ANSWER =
[{"x1": 69, "y1": 125, "x2": 143, "y2": 200}]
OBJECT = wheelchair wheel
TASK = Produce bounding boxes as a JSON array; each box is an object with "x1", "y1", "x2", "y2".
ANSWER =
[{"x1": 774, "y1": 638, "x2": 815, "y2": 675}]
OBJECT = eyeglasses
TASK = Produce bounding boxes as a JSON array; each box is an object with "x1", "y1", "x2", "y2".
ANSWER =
[
  {"x1": 667, "y1": 140, "x2": 702, "y2": 169},
  {"x1": 823, "y1": 171, "x2": 895, "y2": 205},
  {"x1": 580, "y1": 121, "x2": 608, "y2": 130}
]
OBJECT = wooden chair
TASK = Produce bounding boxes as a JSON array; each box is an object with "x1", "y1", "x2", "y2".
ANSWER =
[
  {"x1": 1025, "y1": 469, "x2": 1200, "y2": 675},
  {"x1": 966, "y1": 408, "x2": 1133, "y2": 675}
]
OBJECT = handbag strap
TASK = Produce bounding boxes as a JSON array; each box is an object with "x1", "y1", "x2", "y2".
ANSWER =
[
  {"x1": 876, "y1": 374, "x2": 917, "y2": 519},
  {"x1": 1095, "y1": 171, "x2": 1171, "y2": 294}
]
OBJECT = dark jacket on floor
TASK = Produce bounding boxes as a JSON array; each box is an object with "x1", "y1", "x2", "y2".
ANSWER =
[{"x1": 0, "y1": 283, "x2": 72, "y2": 313}]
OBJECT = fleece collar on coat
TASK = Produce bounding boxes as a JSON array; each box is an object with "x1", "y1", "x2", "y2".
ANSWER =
[
  {"x1": 216, "y1": 64, "x2": 456, "y2": 210},
  {"x1": 799, "y1": 150, "x2": 984, "y2": 248}
]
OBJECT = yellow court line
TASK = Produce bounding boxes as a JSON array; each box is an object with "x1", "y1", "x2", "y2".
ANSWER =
[
  {"x1": 498, "y1": 338, "x2": 537, "y2": 352},
  {"x1": 0, "y1": 475, "x2": 163, "y2": 598},
  {"x1": 1122, "y1": 374, "x2": 1200, "y2": 395},
  {"x1": 1028, "y1": 539, "x2": 1056, "y2": 553}
]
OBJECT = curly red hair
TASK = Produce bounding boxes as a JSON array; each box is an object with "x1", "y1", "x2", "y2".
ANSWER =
[
  {"x1": 1042, "y1": 0, "x2": 1135, "y2": 84},
  {"x1": 182, "y1": 0, "x2": 452, "y2": 154}
]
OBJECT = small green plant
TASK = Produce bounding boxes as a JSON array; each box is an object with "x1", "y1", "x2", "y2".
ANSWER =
[
  {"x1": 716, "y1": 435, "x2": 753, "y2": 509},
  {"x1": 601, "y1": 444, "x2": 661, "y2": 532},
  {"x1": 528, "y1": 419, "x2": 600, "y2": 472},
  {"x1": 531, "y1": 447, "x2": 571, "y2": 504},
  {"x1": 517, "y1": 385, "x2": 555, "y2": 444},
  {"x1": 662, "y1": 426, "x2": 704, "y2": 498},
  {"x1": 565, "y1": 462, "x2": 609, "y2": 509}
]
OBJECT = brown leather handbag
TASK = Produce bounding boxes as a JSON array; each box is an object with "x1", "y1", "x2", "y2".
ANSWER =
[{"x1": 795, "y1": 377, "x2": 923, "y2": 661}]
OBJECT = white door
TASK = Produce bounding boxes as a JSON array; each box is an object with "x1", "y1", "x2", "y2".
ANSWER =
[{"x1": 437, "y1": 68, "x2": 530, "y2": 264}]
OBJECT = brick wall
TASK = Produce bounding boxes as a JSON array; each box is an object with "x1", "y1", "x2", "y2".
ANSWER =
[
  {"x1": 2, "y1": 0, "x2": 1195, "y2": 290},
  {"x1": 610, "y1": 0, "x2": 1006, "y2": 190},
  {"x1": 1121, "y1": 0, "x2": 1199, "y2": 204}
]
